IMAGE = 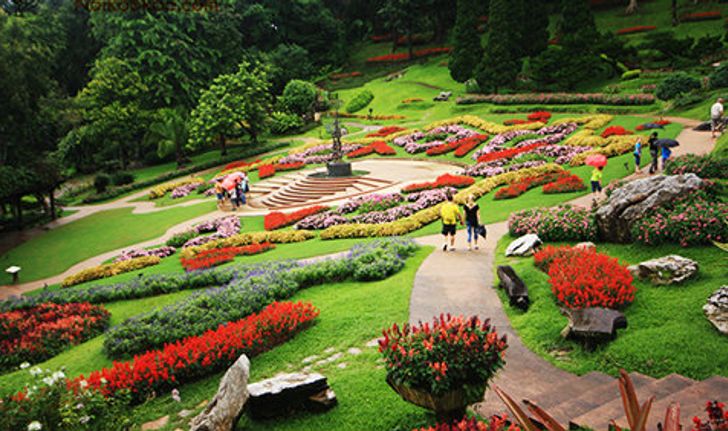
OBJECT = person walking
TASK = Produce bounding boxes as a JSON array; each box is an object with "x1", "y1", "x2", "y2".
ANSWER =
[
  {"x1": 590, "y1": 165, "x2": 604, "y2": 200},
  {"x1": 633, "y1": 138, "x2": 643, "y2": 174},
  {"x1": 661, "y1": 144, "x2": 672, "y2": 171},
  {"x1": 240, "y1": 172, "x2": 249, "y2": 205},
  {"x1": 440, "y1": 194, "x2": 464, "y2": 252},
  {"x1": 233, "y1": 177, "x2": 245, "y2": 209},
  {"x1": 214, "y1": 179, "x2": 226, "y2": 210},
  {"x1": 463, "y1": 195, "x2": 481, "y2": 251},
  {"x1": 711, "y1": 97, "x2": 724, "y2": 139},
  {"x1": 648, "y1": 132, "x2": 659, "y2": 174}
]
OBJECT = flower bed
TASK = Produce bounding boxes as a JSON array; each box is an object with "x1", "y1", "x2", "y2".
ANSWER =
[
  {"x1": 379, "y1": 314, "x2": 507, "y2": 396},
  {"x1": 180, "y1": 243, "x2": 275, "y2": 271},
  {"x1": 542, "y1": 173, "x2": 586, "y2": 194},
  {"x1": 367, "y1": 126, "x2": 406, "y2": 138},
  {"x1": 457, "y1": 93, "x2": 655, "y2": 106},
  {"x1": 527, "y1": 111, "x2": 552, "y2": 122},
  {"x1": 681, "y1": 10, "x2": 721, "y2": 22},
  {"x1": 223, "y1": 159, "x2": 257, "y2": 171},
  {"x1": 148, "y1": 177, "x2": 204, "y2": 199},
  {"x1": 601, "y1": 125, "x2": 632, "y2": 138},
  {"x1": 393, "y1": 125, "x2": 480, "y2": 154},
  {"x1": 259, "y1": 164, "x2": 275, "y2": 179},
  {"x1": 182, "y1": 229, "x2": 314, "y2": 259},
  {"x1": 104, "y1": 239, "x2": 418, "y2": 357},
  {"x1": 569, "y1": 136, "x2": 638, "y2": 166},
  {"x1": 664, "y1": 154, "x2": 728, "y2": 179},
  {"x1": 616, "y1": 25, "x2": 656, "y2": 35},
  {"x1": 414, "y1": 416, "x2": 519, "y2": 431},
  {"x1": 170, "y1": 182, "x2": 202, "y2": 199},
  {"x1": 509, "y1": 205, "x2": 596, "y2": 241},
  {"x1": 347, "y1": 141, "x2": 397, "y2": 158},
  {"x1": 79, "y1": 302, "x2": 318, "y2": 401},
  {"x1": 113, "y1": 246, "x2": 176, "y2": 263},
  {"x1": 0, "y1": 302, "x2": 110, "y2": 370},
  {"x1": 61, "y1": 256, "x2": 161, "y2": 288},
  {"x1": 403, "y1": 174, "x2": 475, "y2": 193},
  {"x1": 476, "y1": 143, "x2": 546, "y2": 164},
  {"x1": 366, "y1": 47, "x2": 452, "y2": 63},
  {"x1": 258, "y1": 161, "x2": 306, "y2": 180},
  {"x1": 533, "y1": 245, "x2": 580, "y2": 273},
  {"x1": 264, "y1": 205, "x2": 329, "y2": 230},
  {"x1": 426, "y1": 134, "x2": 489, "y2": 157},
  {"x1": 494, "y1": 172, "x2": 571, "y2": 200},
  {"x1": 546, "y1": 248, "x2": 635, "y2": 309},
  {"x1": 279, "y1": 143, "x2": 362, "y2": 165},
  {"x1": 181, "y1": 216, "x2": 241, "y2": 248},
  {"x1": 402, "y1": 98, "x2": 423, "y2": 104}
]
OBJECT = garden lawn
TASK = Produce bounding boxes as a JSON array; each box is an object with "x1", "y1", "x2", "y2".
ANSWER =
[
  {"x1": 0, "y1": 202, "x2": 216, "y2": 285},
  {"x1": 494, "y1": 235, "x2": 728, "y2": 380},
  {"x1": 58, "y1": 247, "x2": 432, "y2": 431}
]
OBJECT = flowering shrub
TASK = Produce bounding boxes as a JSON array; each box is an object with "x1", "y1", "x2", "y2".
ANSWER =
[
  {"x1": 182, "y1": 230, "x2": 314, "y2": 259},
  {"x1": 79, "y1": 302, "x2": 318, "y2": 402},
  {"x1": 148, "y1": 177, "x2": 204, "y2": 199},
  {"x1": 113, "y1": 246, "x2": 175, "y2": 263},
  {"x1": 547, "y1": 248, "x2": 635, "y2": 309},
  {"x1": 366, "y1": 126, "x2": 406, "y2": 138},
  {"x1": 264, "y1": 206, "x2": 329, "y2": 230},
  {"x1": 61, "y1": 256, "x2": 161, "y2": 288},
  {"x1": 631, "y1": 194, "x2": 727, "y2": 246},
  {"x1": 601, "y1": 125, "x2": 632, "y2": 138},
  {"x1": 509, "y1": 205, "x2": 597, "y2": 241},
  {"x1": 542, "y1": 173, "x2": 586, "y2": 194},
  {"x1": 393, "y1": 125, "x2": 480, "y2": 154},
  {"x1": 259, "y1": 164, "x2": 275, "y2": 179},
  {"x1": 223, "y1": 160, "x2": 257, "y2": 171},
  {"x1": 413, "y1": 416, "x2": 520, "y2": 431},
  {"x1": 347, "y1": 141, "x2": 396, "y2": 158},
  {"x1": 681, "y1": 11, "x2": 722, "y2": 22},
  {"x1": 0, "y1": 303, "x2": 110, "y2": 370},
  {"x1": 403, "y1": 174, "x2": 475, "y2": 193},
  {"x1": 458, "y1": 93, "x2": 655, "y2": 106},
  {"x1": 104, "y1": 240, "x2": 418, "y2": 357},
  {"x1": 533, "y1": 245, "x2": 581, "y2": 273},
  {"x1": 527, "y1": 111, "x2": 552, "y2": 122},
  {"x1": 366, "y1": 47, "x2": 452, "y2": 63},
  {"x1": 664, "y1": 154, "x2": 728, "y2": 179},
  {"x1": 180, "y1": 243, "x2": 275, "y2": 271},
  {"x1": 379, "y1": 314, "x2": 507, "y2": 397},
  {"x1": 477, "y1": 143, "x2": 546, "y2": 163},
  {"x1": 616, "y1": 25, "x2": 656, "y2": 35},
  {"x1": 691, "y1": 400, "x2": 728, "y2": 431},
  {"x1": 170, "y1": 182, "x2": 202, "y2": 199}
]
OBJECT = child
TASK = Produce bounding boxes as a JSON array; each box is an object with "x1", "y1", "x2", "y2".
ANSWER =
[
  {"x1": 661, "y1": 145, "x2": 672, "y2": 171},
  {"x1": 590, "y1": 166, "x2": 604, "y2": 197},
  {"x1": 633, "y1": 138, "x2": 642, "y2": 174}
]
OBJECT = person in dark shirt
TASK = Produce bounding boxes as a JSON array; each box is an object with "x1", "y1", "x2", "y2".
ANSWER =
[
  {"x1": 647, "y1": 132, "x2": 659, "y2": 174},
  {"x1": 463, "y1": 195, "x2": 481, "y2": 251}
]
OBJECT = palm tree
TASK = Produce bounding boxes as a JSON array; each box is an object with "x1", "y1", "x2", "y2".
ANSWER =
[{"x1": 144, "y1": 107, "x2": 191, "y2": 168}]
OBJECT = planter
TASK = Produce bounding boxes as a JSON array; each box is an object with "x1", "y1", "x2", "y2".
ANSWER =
[
  {"x1": 386, "y1": 375, "x2": 485, "y2": 422},
  {"x1": 326, "y1": 161, "x2": 352, "y2": 177}
]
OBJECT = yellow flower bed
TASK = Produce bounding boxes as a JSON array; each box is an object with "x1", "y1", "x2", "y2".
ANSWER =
[
  {"x1": 181, "y1": 230, "x2": 315, "y2": 259},
  {"x1": 552, "y1": 114, "x2": 613, "y2": 130},
  {"x1": 562, "y1": 130, "x2": 610, "y2": 147},
  {"x1": 148, "y1": 177, "x2": 204, "y2": 199},
  {"x1": 569, "y1": 136, "x2": 638, "y2": 166},
  {"x1": 320, "y1": 164, "x2": 564, "y2": 239},
  {"x1": 424, "y1": 115, "x2": 545, "y2": 135},
  {"x1": 62, "y1": 256, "x2": 161, "y2": 288}
]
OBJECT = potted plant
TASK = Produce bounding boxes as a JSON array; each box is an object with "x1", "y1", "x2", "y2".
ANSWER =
[{"x1": 379, "y1": 314, "x2": 508, "y2": 422}]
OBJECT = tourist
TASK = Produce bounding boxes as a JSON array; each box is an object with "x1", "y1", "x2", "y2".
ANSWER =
[
  {"x1": 440, "y1": 194, "x2": 464, "y2": 252},
  {"x1": 633, "y1": 138, "x2": 642, "y2": 174},
  {"x1": 711, "y1": 97, "x2": 724, "y2": 139},
  {"x1": 214, "y1": 179, "x2": 225, "y2": 210},
  {"x1": 241, "y1": 172, "x2": 250, "y2": 204},
  {"x1": 590, "y1": 165, "x2": 604, "y2": 198},
  {"x1": 661, "y1": 144, "x2": 672, "y2": 170},
  {"x1": 234, "y1": 178, "x2": 245, "y2": 208},
  {"x1": 648, "y1": 132, "x2": 659, "y2": 174},
  {"x1": 463, "y1": 195, "x2": 481, "y2": 251}
]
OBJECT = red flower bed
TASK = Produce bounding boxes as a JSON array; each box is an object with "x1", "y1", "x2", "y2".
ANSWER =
[
  {"x1": 258, "y1": 164, "x2": 275, "y2": 179},
  {"x1": 330, "y1": 71, "x2": 362, "y2": 80},
  {"x1": 477, "y1": 142, "x2": 546, "y2": 164},
  {"x1": 414, "y1": 415, "x2": 520, "y2": 431},
  {"x1": 542, "y1": 174, "x2": 586, "y2": 194},
  {"x1": 546, "y1": 248, "x2": 635, "y2": 309},
  {"x1": 1, "y1": 303, "x2": 110, "y2": 369},
  {"x1": 366, "y1": 126, "x2": 406, "y2": 138},
  {"x1": 264, "y1": 206, "x2": 329, "y2": 231},
  {"x1": 223, "y1": 159, "x2": 257, "y2": 171},
  {"x1": 258, "y1": 162, "x2": 305, "y2": 179},
  {"x1": 655, "y1": 119, "x2": 671, "y2": 126},
  {"x1": 180, "y1": 243, "x2": 275, "y2": 271},
  {"x1": 402, "y1": 173, "x2": 475, "y2": 193},
  {"x1": 616, "y1": 25, "x2": 656, "y2": 35},
  {"x1": 534, "y1": 245, "x2": 581, "y2": 273},
  {"x1": 681, "y1": 10, "x2": 721, "y2": 22},
  {"x1": 71, "y1": 302, "x2": 318, "y2": 400},
  {"x1": 366, "y1": 47, "x2": 452, "y2": 63},
  {"x1": 691, "y1": 400, "x2": 728, "y2": 431},
  {"x1": 527, "y1": 111, "x2": 552, "y2": 122},
  {"x1": 494, "y1": 173, "x2": 565, "y2": 200},
  {"x1": 347, "y1": 140, "x2": 397, "y2": 158},
  {"x1": 601, "y1": 125, "x2": 632, "y2": 138},
  {"x1": 503, "y1": 119, "x2": 532, "y2": 126},
  {"x1": 426, "y1": 134, "x2": 488, "y2": 157}
]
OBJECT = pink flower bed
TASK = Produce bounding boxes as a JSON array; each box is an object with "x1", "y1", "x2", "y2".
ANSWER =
[{"x1": 114, "y1": 246, "x2": 176, "y2": 263}]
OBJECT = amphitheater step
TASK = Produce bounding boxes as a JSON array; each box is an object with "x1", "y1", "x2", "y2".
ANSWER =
[
  {"x1": 527, "y1": 371, "x2": 614, "y2": 412},
  {"x1": 570, "y1": 373, "x2": 693, "y2": 431}
]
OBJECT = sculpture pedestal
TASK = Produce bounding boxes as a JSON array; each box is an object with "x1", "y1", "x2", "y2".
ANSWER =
[{"x1": 326, "y1": 162, "x2": 352, "y2": 177}]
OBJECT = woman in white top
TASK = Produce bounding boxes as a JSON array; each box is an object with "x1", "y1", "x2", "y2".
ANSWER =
[{"x1": 711, "y1": 97, "x2": 724, "y2": 139}]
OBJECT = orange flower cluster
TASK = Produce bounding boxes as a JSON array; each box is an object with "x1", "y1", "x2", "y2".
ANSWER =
[
  {"x1": 347, "y1": 141, "x2": 396, "y2": 158},
  {"x1": 264, "y1": 206, "x2": 329, "y2": 231}
]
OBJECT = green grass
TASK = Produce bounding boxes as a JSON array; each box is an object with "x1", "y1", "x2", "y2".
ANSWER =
[
  {"x1": 494, "y1": 235, "x2": 728, "y2": 380},
  {"x1": 0, "y1": 202, "x2": 216, "y2": 285}
]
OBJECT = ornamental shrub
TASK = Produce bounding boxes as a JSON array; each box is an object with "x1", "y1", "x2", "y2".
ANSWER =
[
  {"x1": 280, "y1": 80, "x2": 317, "y2": 116},
  {"x1": 110, "y1": 171, "x2": 134, "y2": 186},
  {"x1": 547, "y1": 248, "x2": 635, "y2": 309},
  {"x1": 664, "y1": 154, "x2": 728, "y2": 179},
  {"x1": 508, "y1": 205, "x2": 597, "y2": 241},
  {"x1": 655, "y1": 73, "x2": 701, "y2": 101},
  {"x1": 345, "y1": 90, "x2": 374, "y2": 113},
  {"x1": 264, "y1": 206, "x2": 329, "y2": 230},
  {"x1": 709, "y1": 63, "x2": 728, "y2": 89},
  {"x1": 269, "y1": 111, "x2": 304, "y2": 135},
  {"x1": 621, "y1": 69, "x2": 641, "y2": 80}
]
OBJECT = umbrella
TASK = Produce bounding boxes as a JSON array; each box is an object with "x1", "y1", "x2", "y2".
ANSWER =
[
  {"x1": 656, "y1": 138, "x2": 679, "y2": 148},
  {"x1": 221, "y1": 178, "x2": 237, "y2": 191},
  {"x1": 585, "y1": 154, "x2": 608, "y2": 168},
  {"x1": 227, "y1": 172, "x2": 245, "y2": 181}
]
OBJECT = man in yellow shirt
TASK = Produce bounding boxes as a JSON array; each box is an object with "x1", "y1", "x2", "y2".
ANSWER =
[{"x1": 440, "y1": 194, "x2": 464, "y2": 252}]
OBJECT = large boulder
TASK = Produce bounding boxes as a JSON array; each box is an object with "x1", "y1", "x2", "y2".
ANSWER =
[
  {"x1": 704, "y1": 286, "x2": 728, "y2": 336},
  {"x1": 628, "y1": 255, "x2": 699, "y2": 285},
  {"x1": 190, "y1": 354, "x2": 250, "y2": 431},
  {"x1": 594, "y1": 174, "x2": 704, "y2": 243},
  {"x1": 505, "y1": 234, "x2": 542, "y2": 257}
]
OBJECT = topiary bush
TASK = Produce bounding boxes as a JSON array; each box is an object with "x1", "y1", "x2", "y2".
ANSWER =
[
  {"x1": 269, "y1": 111, "x2": 304, "y2": 135},
  {"x1": 345, "y1": 89, "x2": 374, "y2": 113},
  {"x1": 280, "y1": 79, "x2": 318, "y2": 116},
  {"x1": 655, "y1": 73, "x2": 701, "y2": 100},
  {"x1": 621, "y1": 69, "x2": 641, "y2": 80}
]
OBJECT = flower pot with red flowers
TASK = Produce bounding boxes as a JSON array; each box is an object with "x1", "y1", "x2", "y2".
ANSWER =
[{"x1": 379, "y1": 315, "x2": 508, "y2": 422}]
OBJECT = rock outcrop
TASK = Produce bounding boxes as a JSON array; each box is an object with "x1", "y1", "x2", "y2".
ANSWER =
[
  {"x1": 628, "y1": 255, "x2": 699, "y2": 285},
  {"x1": 704, "y1": 286, "x2": 728, "y2": 336},
  {"x1": 190, "y1": 355, "x2": 250, "y2": 431},
  {"x1": 505, "y1": 234, "x2": 542, "y2": 257}
]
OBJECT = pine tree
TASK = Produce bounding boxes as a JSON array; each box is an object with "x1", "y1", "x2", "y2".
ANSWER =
[
  {"x1": 448, "y1": 0, "x2": 484, "y2": 83},
  {"x1": 560, "y1": 0, "x2": 598, "y2": 52},
  {"x1": 521, "y1": 0, "x2": 550, "y2": 57},
  {"x1": 475, "y1": 0, "x2": 523, "y2": 93}
]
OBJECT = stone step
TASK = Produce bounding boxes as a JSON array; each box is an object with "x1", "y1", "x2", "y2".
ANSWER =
[
  {"x1": 570, "y1": 373, "x2": 694, "y2": 431},
  {"x1": 544, "y1": 372, "x2": 654, "y2": 427},
  {"x1": 641, "y1": 376, "x2": 728, "y2": 431},
  {"x1": 528, "y1": 371, "x2": 614, "y2": 411}
]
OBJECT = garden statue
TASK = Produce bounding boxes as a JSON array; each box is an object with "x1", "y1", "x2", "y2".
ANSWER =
[{"x1": 327, "y1": 98, "x2": 352, "y2": 177}]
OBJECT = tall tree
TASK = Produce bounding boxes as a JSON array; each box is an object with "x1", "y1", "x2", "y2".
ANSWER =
[
  {"x1": 144, "y1": 107, "x2": 191, "y2": 168},
  {"x1": 378, "y1": 0, "x2": 432, "y2": 59},
  {"x1": 189, "y1": 61, "x2": 272, "y2": 156},
  {"x1": 521, "y1": 0, "x2": 550, "y2": 57},
  {"x1": 475, "y1": 0, "x2": 523, "y2": 93},
  {"x1": 560, "y1": 0, "x2": 598, "y2": 52},
  {"x1": 448, "y1": 0, "x2": 483, "y2": 82}
]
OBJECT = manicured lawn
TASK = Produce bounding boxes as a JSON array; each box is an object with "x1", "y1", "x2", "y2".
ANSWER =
[
  {"x1": 0, "y1": 202, "x2": 216, "y2": 285},
  {"x1": 494, "y1": 235, "x2": 728, "y2": 380}
]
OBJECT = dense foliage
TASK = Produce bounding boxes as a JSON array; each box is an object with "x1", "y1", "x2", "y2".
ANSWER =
[
  {"x1": 345, "y1": 89, "x2": 375, "y2": 113},
  {"x1": 655, "y1": 73, "x2": 701, "y2": 101},
  {"x1": 509, "y1": 205, "x2": 597, "y2": 241},
  {"x1": 448, "y1": 0, "x2": 483, "y2": 82},
  {"x1": 664, "y1": 154, "x2": 728, "y2": 179}
]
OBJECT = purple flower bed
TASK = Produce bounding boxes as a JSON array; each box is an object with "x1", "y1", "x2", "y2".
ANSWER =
[
  {"x1": 183, "y1": 216, "x2": 242, "y2": 248},
  {"x1": 392, "y1": 125, "x2": 479, "y2": 154},
  {"x1": 462, "y1": 160, "x2": 546, "y2": 177},
  {"x1": 350, "y1": 189, "x2": 450, "y2": 224},
  {"x1": 337, "y1": 193, "x2": 404, "y2": 214},
  {"x1": 279, "y1": 143, "x2": 363, "y2": 165},
  {"x1": 171, "y1": 182, "x2": 202, "y2": 199},
  {"x1": 472, "y1": 123, "x2": 578, "y2": 160},
  {"x1": 113, "y1": 246, "x2": 177, "y2": 263},
  {"x1": 536, "y1": 145, "x2": 592, "y2": 165},
  {"x1": 296, "y1": 212, "x2": 349, "y2": 230}
]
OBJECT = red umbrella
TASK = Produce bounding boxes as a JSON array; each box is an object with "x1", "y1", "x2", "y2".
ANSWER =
[
  {"x1": 585, "y1": 154, "x2": 608, "y2": 168},
  {"x1": 221, "y1": 177, "x2": 237, "y2": 191}
]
